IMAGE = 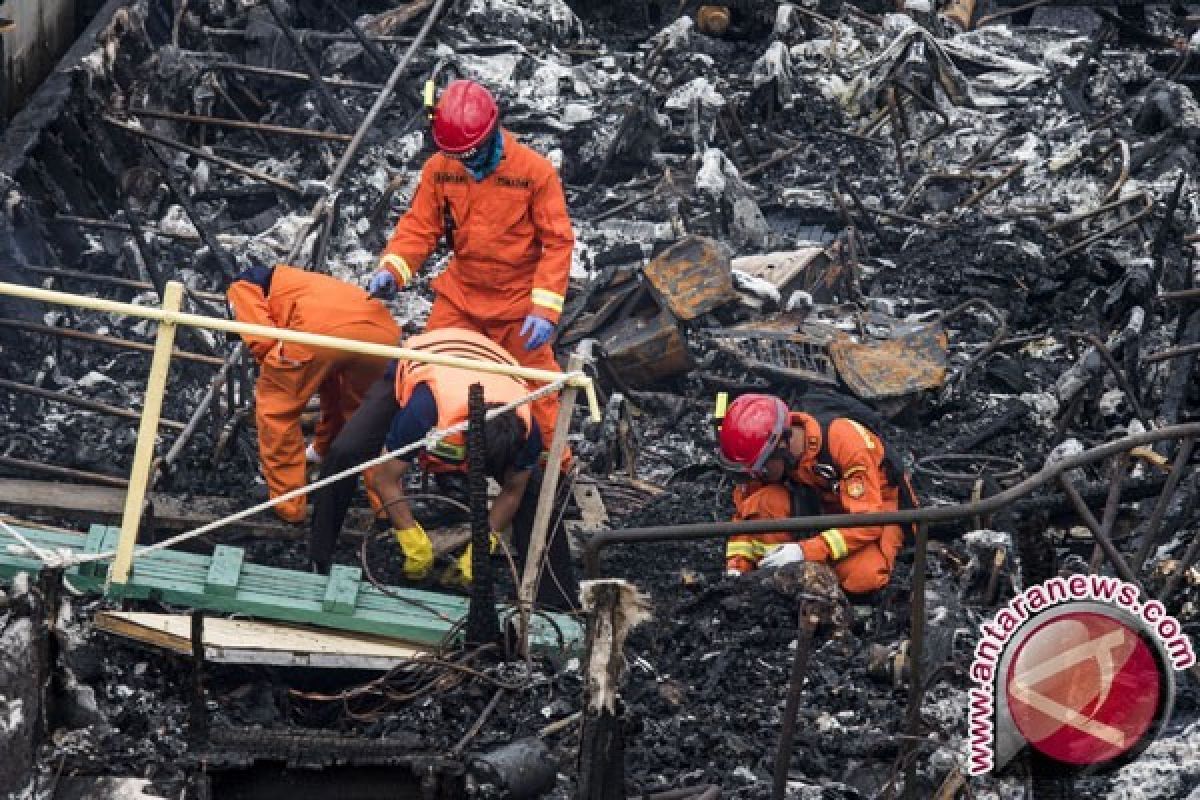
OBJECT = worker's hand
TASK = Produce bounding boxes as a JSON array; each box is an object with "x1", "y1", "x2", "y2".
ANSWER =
[
  {"x1": 394, "y1": 522, "x2": 433, "y2": 580},
  {"x1": 520, "y1": 314, "x2": 555, "y2": 350},
  {"x1": 760, "y1": 543, "x2": 805, "y2": 569},
  {"x1": 368, "y1": 269, "x2": 398, "y2": 299}
]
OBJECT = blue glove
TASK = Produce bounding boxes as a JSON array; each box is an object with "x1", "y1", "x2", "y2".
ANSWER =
[
  {"x1": 520, "y1": 314, "x2": 555, "y2": 350},
  {"x1": 368, "y1": 269, "x2": 397, "y2": 299}
]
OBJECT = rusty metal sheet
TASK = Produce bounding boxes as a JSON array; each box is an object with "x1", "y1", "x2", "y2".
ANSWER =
[
  {"x1": 601, "y1": 311, "x2": 692, "y2": 386},
  {"x1": 731, "y1": 247, "x2": 827, "y2": 295},
  {"x1": 707, "y1": 315, "x2": 840, "y2": 386},
  {"x1": 828, "y1": 324, "x2": 948, "y2": 400},
  {"x1": 642, "y1": 235, "x2": 737, "y2": 321}
]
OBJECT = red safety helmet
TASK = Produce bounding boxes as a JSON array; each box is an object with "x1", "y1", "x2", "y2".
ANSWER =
[
  {"x1": 718, "y1": 393, "x2": 790, "y2": 476},
  {"x1": 431, "y1": 80, "x2": 499, "y2": 158}
]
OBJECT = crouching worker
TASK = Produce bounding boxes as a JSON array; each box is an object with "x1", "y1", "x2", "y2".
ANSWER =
[
  {"x1": 228, "y1": 262, "x2": 400, "y2": 523},
  {"x1": 717, "y1": 393, "x2": 916, "y2": 595},
  {"x1": 309, "y1": 328, "x2": 579, "y2": 611}
]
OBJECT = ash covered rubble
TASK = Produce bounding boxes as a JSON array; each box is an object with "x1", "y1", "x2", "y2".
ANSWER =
[{"x1": 0, "y1": 0, "x2": 1199, "y2": 798}]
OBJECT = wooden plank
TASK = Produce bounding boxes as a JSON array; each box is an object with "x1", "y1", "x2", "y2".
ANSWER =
[
  {"x1": 0, "y1": 477, "x2": 380, "y2": 539},
  {"x1": 323, "y1": 565, "x2": 361, "y2": 614},
  {"x1": 0, "y1": 524, "x2": 583, "y2": 654},
  {"x1": 205, "y1": 546, "x2": 244, "y2": 596},
  {"x1": 95, "y1": 611, "x2": 431, "y2": 670}
]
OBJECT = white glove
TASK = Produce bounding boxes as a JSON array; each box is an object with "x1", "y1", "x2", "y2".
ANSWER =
[
  {"x1": 305, "y1": 443, "x2": 322, "y2": 464},
  {"x1": 760, "y1": 543, "x2": 805, "y2": 569},
  {"x1": 725, "y1": 568, "x2": 743, "y2": 578}
]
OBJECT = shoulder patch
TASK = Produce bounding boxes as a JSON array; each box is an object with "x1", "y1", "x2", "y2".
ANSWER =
[{"x1": 845, "y1": 476, "x2": 866, "y2": 499}]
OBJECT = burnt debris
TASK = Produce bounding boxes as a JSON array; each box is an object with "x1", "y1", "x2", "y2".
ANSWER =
[{"x1": 1, "y1": 0, "x2": 1199, "y2": 798}]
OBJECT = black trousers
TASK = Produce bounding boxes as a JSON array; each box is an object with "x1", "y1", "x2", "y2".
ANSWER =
[
  {"x1": 309, "y1": 373, "x2": 397, "y2": 572},
  {"x1": 308, "y1": 374, "x2": 580, "y2": 611}
]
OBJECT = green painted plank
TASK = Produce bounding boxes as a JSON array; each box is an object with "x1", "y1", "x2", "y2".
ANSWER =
[
  {"x1": 323, "y1": 565, "x2": 361, "y2": 614},
  {"x1": 205, "y1": 546, "x2": 244, "y2": 596}
]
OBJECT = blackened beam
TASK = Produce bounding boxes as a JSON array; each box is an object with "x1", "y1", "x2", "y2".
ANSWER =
[
  {"x1": 582, "y1": 423, "x2": 1200, "y2": 578},
  {"x1": 264, "y1": 0, "x2": 355, "y2": 134},
  {"x1": 206, "y1": 62, "x2": 384, "y2": 92},
  {"x1": 1145, "y1": 342, "x2": 1200, "y2": 363},
  {"x1": 53, "y1": 214, "x2": 201, "y2": 242},
  {"x1": 127, "y1": 108, "x2": 354, "y2": 142},
  {"x1": 22, "y1": 265, "x2": 224, "y2": 302},
  {"x1": 103, "y1": 115, "x2": 303, "y2": 195},
  {"x1": 0, "y1": 378, "x2": 188, "y2": 431},
  {"x1": 321, "y1": 0, "x2": 397, "y2": 76},
  {"x1": 0, "y1": 318, "x2": 225, "y2": 366},
  {"x1": 201, "y1": 26, "x2": 418, "y2": 44},
  {"x1": 0, "y1": 456, "x2": 129, "y2": 488}
]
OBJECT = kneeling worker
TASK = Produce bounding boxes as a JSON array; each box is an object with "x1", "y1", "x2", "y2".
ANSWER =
[
  {"x1": 228, "y1": 262, "x2": 400, "y2": 523},
  {"x1": 313, "y1": 327, "x2": 578, "y2": 610},
  {"x1": 717, "y1": 393, "x2": 914, "y2": 594}
]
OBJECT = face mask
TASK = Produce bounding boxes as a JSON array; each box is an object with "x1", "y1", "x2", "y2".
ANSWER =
[{"x1": 463, "y1": 131, "x2": 503, "y2": 181}]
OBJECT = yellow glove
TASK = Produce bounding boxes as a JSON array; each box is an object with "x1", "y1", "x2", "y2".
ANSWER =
[
  {"x1": 444, "y1": 533, "x2": 499, "y2": 589},
  {"x1": 394, "y1": 523, "x2": 433, "y2": 581}
]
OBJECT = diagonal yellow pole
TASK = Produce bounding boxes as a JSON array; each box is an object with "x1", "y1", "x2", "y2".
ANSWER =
[{"x1": 109, "y1": 281, "x2": 184, "y2": 586}]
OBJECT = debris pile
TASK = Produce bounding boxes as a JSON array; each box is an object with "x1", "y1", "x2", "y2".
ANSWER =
[{"x1": 0, "y1": 0, "x2": 1198, "y2": 797}]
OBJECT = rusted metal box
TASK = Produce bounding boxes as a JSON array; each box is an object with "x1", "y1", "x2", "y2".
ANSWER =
[
  {"x1": 601, "y1": 310, "x2": 692, "y2": 386},
  {"x1": 642, "y1": 235, "x2": 737, "y2": 321}
]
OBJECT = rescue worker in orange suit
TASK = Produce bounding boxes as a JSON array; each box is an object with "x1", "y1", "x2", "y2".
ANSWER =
[
  {"x1": 227, "y1": 262, "x2": 400, "y2": 523},
  {"x1": 366, "y1": 80, "x2": 573, "y2": 464},
  {"x1": 308, "y1": 328, "x2": 578, "y2": 610},
  {"x1": 716, "y1": 394, "x2": 912, "y2": 594}
]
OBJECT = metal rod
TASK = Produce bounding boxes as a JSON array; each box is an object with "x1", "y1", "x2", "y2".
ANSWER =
[
  {"x1": 901, "y1": 523, "x2": 930, "y2": 800},
  {"x1": 20, "y1": 264, "x2": 223, "y2": 301},
  {"x1": 1158, "y1": 288, "x2": 1200, "y2": 304},
  {"x1": 52, "y1": 214, "x2": 200, "y2": 242},
  {"x1": 961, "y1": 162, "x2": 1024, "y2": 209},
  {"x1": 263, "y1": 0, "x2": 355, "y2": 133},
  {"x1": 1145, "y1": 342, "x2": 1200, "y2": 363},
  {"x1": 156, "y1": 351, "x2": 242, "y2": 486},
  {"x1": 582, "y1": 424, "x2": 1200, "y2": 577},
  {"x1": 0, "y1": 377, "x2": 187, "y2": 431},
  {"x1": 201, "y1": 26, "x2": 418, "y2": 44},
  {"x1": 126, "y1": 107, "x2": 354, "y2": 142},
  {"x1": 1069, "y1": 330, "x2": 1149, "y2": 424},
  {"x1": 0, "y1": 455, "x2": 129, "y2": 488},
  {"x1": 1058, "y1": 476, "x2": 1139, "y2": 585},
  {"x1": 1132, "y1": 437, "x2": 1196, "y2": 574},
  {"x1": 206, "y1": 61, "x2": 385, "y2": 91},
  {"x1": 772, "y1": 601, "x2": 822, "y2": 800},
  {"x1": 103, "y1": 115, "x2": 303, "y2": 195},
  {"x1": 0, "y1": 318, "x2": 224, "y2": 366},
  {"x1": 322, "y1": 0, "x2": 397, "y2": 76}
]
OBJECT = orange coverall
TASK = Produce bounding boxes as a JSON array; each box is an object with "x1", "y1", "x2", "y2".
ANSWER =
[
  {"x1": 726, "y1": 413, "x2": 905, "y2": 594},
  {"x1": 378, "y1": 129, "x2": 574, "y2": 457},
  {"x1": 228, "y1": 264, "x2": 401, "y2": 523}
]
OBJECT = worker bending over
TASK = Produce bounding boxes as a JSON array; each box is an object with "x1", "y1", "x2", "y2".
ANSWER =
[
  {"x1": 228, "y1": 263, "x2": 400, "y2": 523},
  {"x1": 368, "y1": 79, "x2": 574, "y2": 464},
  {"x1": 717, "y1": 393, "x2": 915, "y2": 594},
  {"x1": 309, "y1": 328, "x2": 578, "y2": 611}
]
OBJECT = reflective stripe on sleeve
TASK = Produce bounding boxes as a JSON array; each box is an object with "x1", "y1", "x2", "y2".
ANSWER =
[
  {"x1": 821, "y1": 529, "x2": 849, "y2": 560},
  {"x1": 531, "y1": 288, "x2": 565, "y2": 313},
  {"x1": 726, "y1": 541, "x2": 762, "y2": 560},
  {"x1": 380, "y1": 254, "x2": 412, "y2": 284}
]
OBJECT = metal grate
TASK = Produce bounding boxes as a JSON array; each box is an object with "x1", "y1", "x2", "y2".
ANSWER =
[{"x1": 708, "y1": 326, "x2": 839, "y2": 385}]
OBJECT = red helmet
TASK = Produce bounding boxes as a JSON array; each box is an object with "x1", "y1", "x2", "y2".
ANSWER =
[
  {"x1": 718, "y1": 394, "x2": 789, "y2": 476},
  {"x1": 431, "y1": 80, "x2": 499, "y2": 157}
]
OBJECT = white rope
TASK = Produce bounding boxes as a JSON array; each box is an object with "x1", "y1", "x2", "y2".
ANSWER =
[
  {"x1": 15, "y1": 372, "x2": 578, "y2": 570},
  {"x1": 0, "y1": 517, "x2": 74, "y2": 569}
]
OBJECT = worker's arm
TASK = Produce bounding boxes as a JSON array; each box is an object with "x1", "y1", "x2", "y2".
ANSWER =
[
  {"x1": 378, "y1": 161, "x2": 445, "y2": 286},
  {"x1": 225, "y1": 264, "x2": 278, "y2": 360},
  {"x1": 372, "y1": 458, "x2": 415, "y2": 529},
  {"x1": 726, "y1": 482, "x2": 794, "y2": 573},
  {"x1": 800, "y1": 419, "x2": 890, "y2": 563},
  {"x1": 526, "y1": 167, "x2": 574, "y2": 324},
  {"x1": 489, "y1": 466, "x2": 532, "y2": 534}
]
